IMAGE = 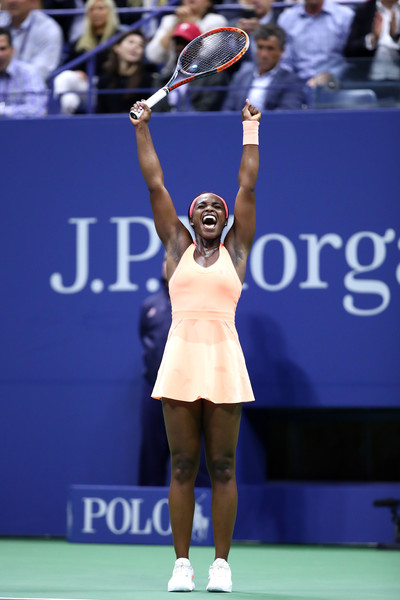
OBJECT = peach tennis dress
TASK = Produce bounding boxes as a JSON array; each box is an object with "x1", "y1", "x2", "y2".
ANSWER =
[{"x1": 152, "y1": 243, "x2": 255, "y2": 404}]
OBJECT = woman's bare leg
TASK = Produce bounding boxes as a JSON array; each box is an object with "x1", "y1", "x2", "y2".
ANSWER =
[
  {"x1": 203, "y1": 401, "x2": 242, "y2": 561},
  {"x1": 162, "y1": 398, "x2": 202, "y2": 559}
]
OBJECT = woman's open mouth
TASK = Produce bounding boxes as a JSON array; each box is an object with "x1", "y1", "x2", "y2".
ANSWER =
[{"x1": 202, "y1": 214, "x2": 217, "y2": 229}]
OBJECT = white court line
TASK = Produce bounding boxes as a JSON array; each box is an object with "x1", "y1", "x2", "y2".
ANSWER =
[{"x1": 0, "y1": 597, "x2": 97, "y2": 600}]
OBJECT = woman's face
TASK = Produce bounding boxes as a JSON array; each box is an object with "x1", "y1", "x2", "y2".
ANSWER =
[
  {"x1": 88, "y1": 0, "x2": 110, "y2": 29},
  {"x1": 190, "y1": 193, "x2": 227, "y2": 238},
  {"x1": 115, "y1": 34, "x2": 145, "y2": 64}
]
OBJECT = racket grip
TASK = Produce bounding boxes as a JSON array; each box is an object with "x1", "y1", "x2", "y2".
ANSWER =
[{"x1": 129, "y1": 88, "x2": 169, "y2": 119}]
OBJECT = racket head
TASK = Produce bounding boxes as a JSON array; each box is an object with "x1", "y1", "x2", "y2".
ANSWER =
[
  {"x1": 129, "y1": 27, "x2": 249, "y2": 116},
  {"x1": 176, "y1": 27, "x2": 249, "y2": 79}
]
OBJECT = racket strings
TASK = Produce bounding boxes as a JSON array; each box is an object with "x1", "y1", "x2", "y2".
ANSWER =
[{"x1": 179, "y1": 30, "x2": 248, "y2": 75}]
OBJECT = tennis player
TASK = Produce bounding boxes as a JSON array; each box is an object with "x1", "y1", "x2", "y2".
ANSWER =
[{"x1": 130, "y1": 98, "x2": 261, "y2": 593}]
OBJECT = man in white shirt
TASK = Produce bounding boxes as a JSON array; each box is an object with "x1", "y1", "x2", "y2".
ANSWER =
[
  {"x1": 0, "y1": 0, "x2": 63, "y2": 83},
  {"x1": 0, "y1": 24, "x2": 47, "y2": 116},
  {"x1": 278, "y1": 0, "x2": 354, "y2": 87}
]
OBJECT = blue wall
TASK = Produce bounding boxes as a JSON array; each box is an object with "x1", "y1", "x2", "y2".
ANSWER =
[{"x1": 0, "y1": 110, "x2": 399, "y2": 539}]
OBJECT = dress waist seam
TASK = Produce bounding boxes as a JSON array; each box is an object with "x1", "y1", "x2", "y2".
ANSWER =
[{"x1": 172, "y1": 310, "x2": 234, "y2": 322}]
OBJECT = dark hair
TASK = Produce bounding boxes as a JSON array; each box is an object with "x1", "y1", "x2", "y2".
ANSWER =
[
  {"x1": 114, "y1": 28, "x2": 145, "y2": 48},
  {"x1": 0, "y1": 26, "x2": 12, "y2": 47},
  {"x1": 103, "y1": 30, "x2": 146, "y2": 90},
  {"x1": 254, "y1": 23, "x2": 286, "y2": 50}
]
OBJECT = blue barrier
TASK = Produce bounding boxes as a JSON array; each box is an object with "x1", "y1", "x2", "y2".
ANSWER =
[
  {"x1": 66, "y1": 483, "x2": 400, "y2": 545},
  {"x1": 0, "y1": 110, "x2": 399, "y2": 540}
]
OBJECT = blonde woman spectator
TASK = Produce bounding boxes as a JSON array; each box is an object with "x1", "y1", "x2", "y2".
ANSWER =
[
  {"x1": 73, "y1": 0, "x2": 120, "y2": 54},
  {"x1": 145, "y1": 0, "x2": 227, "y2": 72},
  {"x1": 53, "y1": 0, "x2": 123, "y2": 113}
]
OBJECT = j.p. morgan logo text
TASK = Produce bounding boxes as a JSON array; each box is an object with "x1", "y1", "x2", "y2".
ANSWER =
[{"x1": 49, "y1": 217, "x2": 400, "y2": 317}]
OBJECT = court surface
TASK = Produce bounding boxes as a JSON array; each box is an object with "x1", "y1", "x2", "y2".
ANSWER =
[{"x1": 0, "y1": 538, "x2": 399, "y2": 600}]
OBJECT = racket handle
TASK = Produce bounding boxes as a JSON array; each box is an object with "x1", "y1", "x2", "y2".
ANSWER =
[{"x1": 129, "y1": 88, "x2": 169, "y2": 119}]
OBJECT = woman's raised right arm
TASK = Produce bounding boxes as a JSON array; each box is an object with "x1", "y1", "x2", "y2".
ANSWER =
[{"x1": 130, "y1": 102, "x2": 186, "y2": 247}]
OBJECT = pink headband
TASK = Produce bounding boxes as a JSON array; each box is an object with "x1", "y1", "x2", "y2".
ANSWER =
[{"x1": 189, "y1": 193, "x2": 229, "y2": 219}]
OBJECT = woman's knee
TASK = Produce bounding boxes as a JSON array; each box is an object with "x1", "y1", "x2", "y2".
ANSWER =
[
  {"x1": 170, "y1": 452, "x2": 199, "y2": 484},
  {"x1": 208, "y1": 455, "x2": 236, "y2": 484}
]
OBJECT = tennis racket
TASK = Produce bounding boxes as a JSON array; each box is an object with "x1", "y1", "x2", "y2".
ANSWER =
[{"x1": 130, "y1": 27, "x2": 249, "y2": 119}]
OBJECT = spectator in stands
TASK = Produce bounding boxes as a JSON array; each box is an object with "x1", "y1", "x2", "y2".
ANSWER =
[
  {"x1": 145, "y1": 0, "x2": 227, "y2": 72},
  {"x1": 277, "y1": 0, "x2": 354, "y2": 89},
  {"x1": 53, "y1": 0, "x2": 122, "y2": 114},
  {"x1": 234, "y1": 0, "x2": 284, "y2": 63},
  {"x1": 344, "y1": 0, "x2": 400, "y2": 102},
  {"x1": 64, "y1": 0, "x2": 121, "y2": 68},
  {"x1": 223, "y1": 23, "x2": 304, "y2": 111},
  {"x1": 236, "y1": 0, "x2": 280, "y2": 33},
  {"x1": 96, "y1": 30, "x2": 156, "y2": 113},
  {"x1": 0, "y1": 25, "x2": 47, "y2": 117},
  {"x1": 0, "y1": 0, "x2": 63, "y2": 83},
  {"x1": 152, "y1": 22, "x2": 229, "y2": 112}
]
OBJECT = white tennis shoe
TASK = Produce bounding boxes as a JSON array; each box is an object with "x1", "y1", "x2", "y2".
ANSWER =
[
  {"x1": 168, "y1": 558, "x2": 195, "y2": 592},
  {"x1": 206, "y1": 558, "x2": 232, "y2": 592}
]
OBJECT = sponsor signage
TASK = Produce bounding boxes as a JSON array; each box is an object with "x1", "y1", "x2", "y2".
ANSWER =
[
  {"x1": 49, "y1": 217, "x2": 399, "y2": 317},
  {"x1": 67, "y1": 485, "x2": 213, "y2": 545}
]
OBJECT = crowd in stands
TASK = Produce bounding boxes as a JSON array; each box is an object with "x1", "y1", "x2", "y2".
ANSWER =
[{"x1": 1, "y1": 0, "x2": 400, "y2": 117}]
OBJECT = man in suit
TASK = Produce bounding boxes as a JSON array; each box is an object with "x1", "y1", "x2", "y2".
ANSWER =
[{"x1": 222, "y1": 23, "x2": 304, "y2": 111}]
